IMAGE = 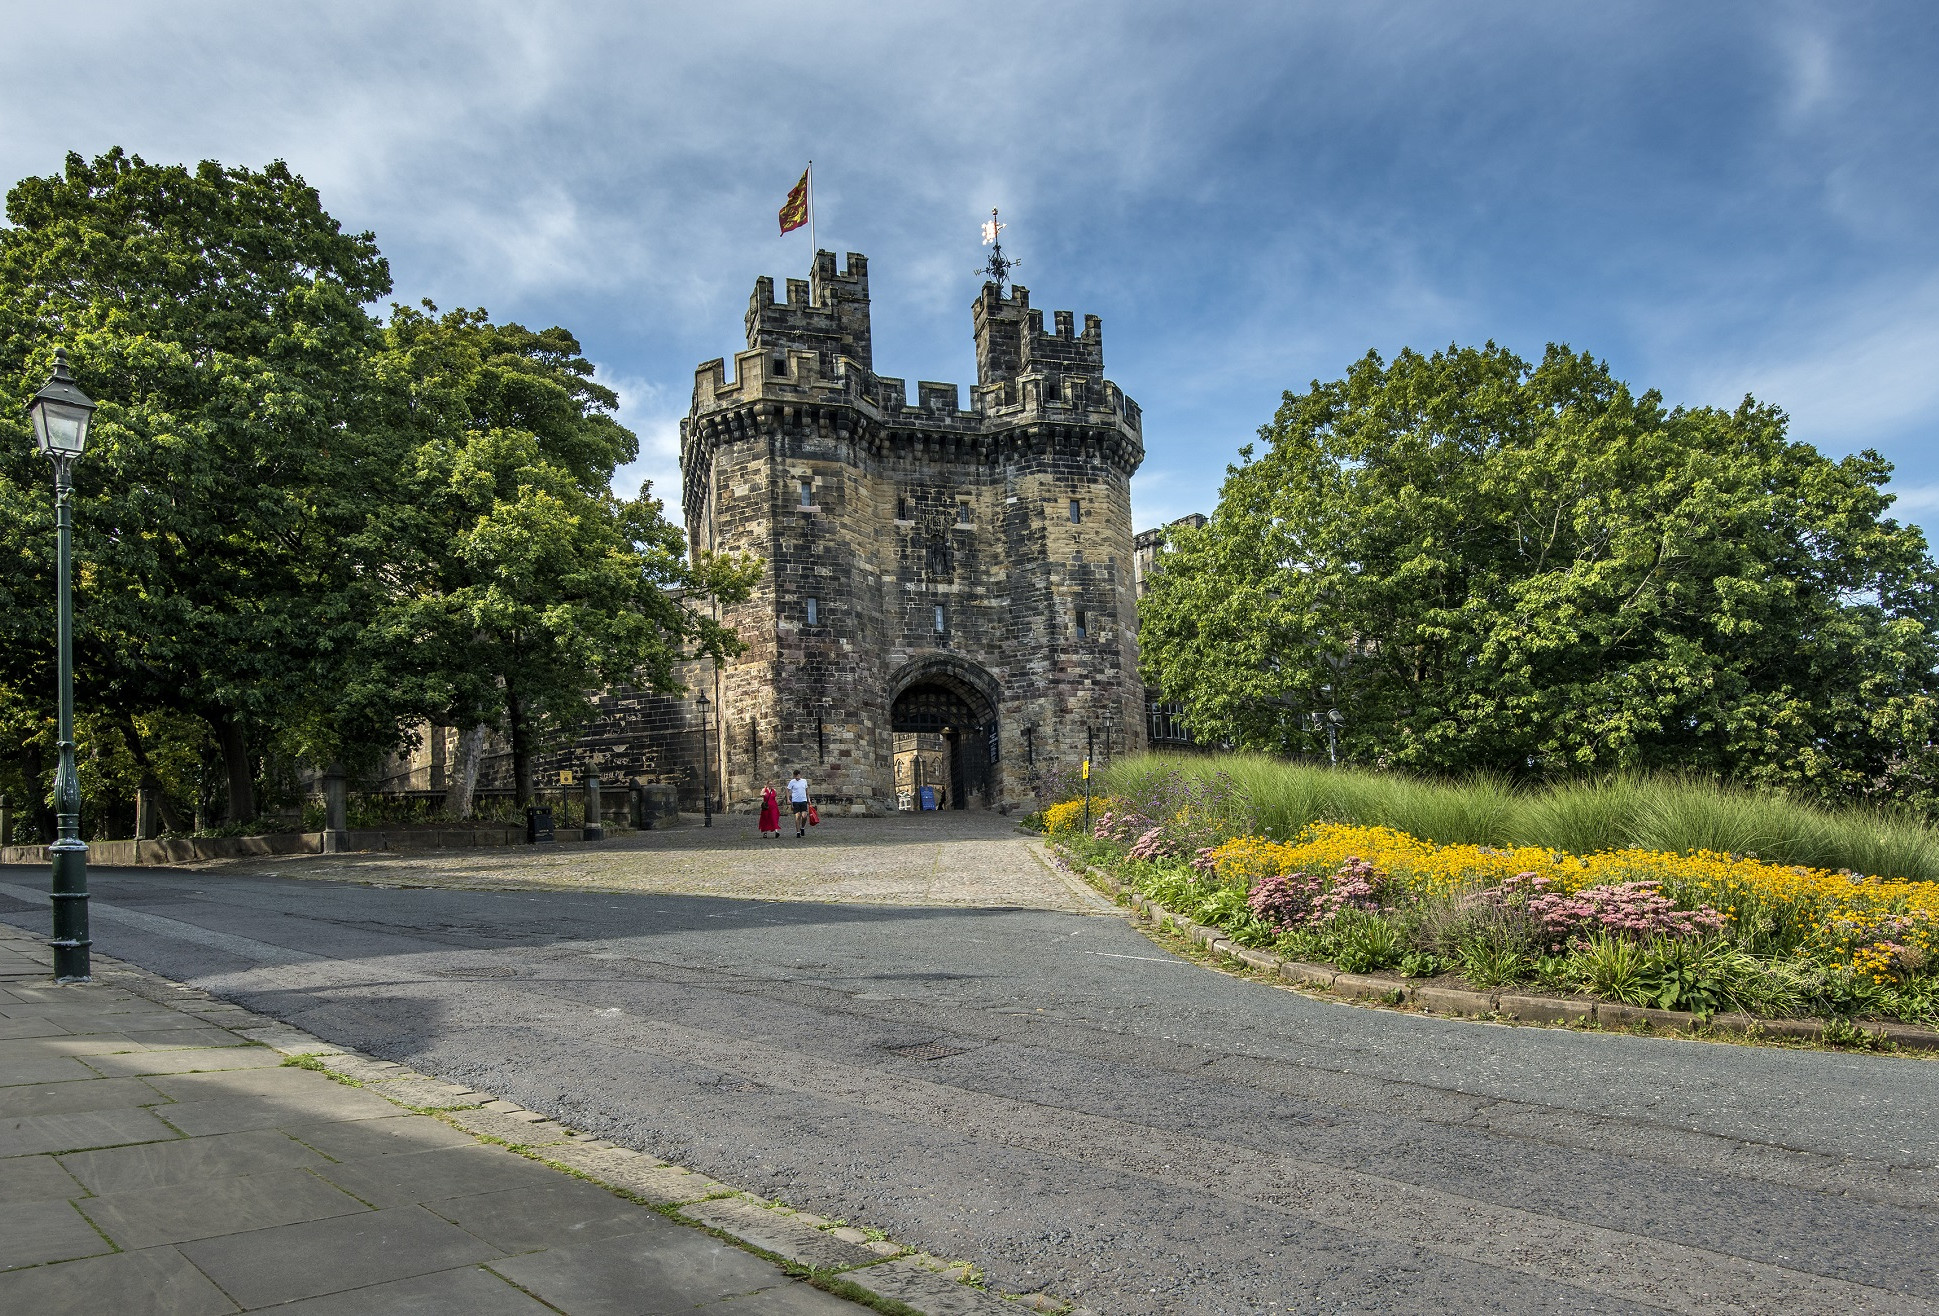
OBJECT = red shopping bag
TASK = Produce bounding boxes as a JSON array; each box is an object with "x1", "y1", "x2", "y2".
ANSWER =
[{"x1": 807, "y1": 805, "x2": 820, "y2": 826}]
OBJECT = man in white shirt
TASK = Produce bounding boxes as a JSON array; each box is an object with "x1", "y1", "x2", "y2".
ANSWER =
[{"x1": 787, "y1": 771, "x2": 810, "y2": 838}]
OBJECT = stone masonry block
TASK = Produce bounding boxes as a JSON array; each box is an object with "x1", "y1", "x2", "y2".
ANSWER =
[
  {"x1": 1411, "y1": 985, "x2": 1496, "y2": 1016},
  {"x1": 1331, "y1": 973, "x2": 1408, "y2": 1002},
  {"x1": 1278, "y1": 961, "x2": 1337, "y2": 989},
  {"x1": 1593, "y1": 1002, "x2": 1699, "y2": 1031},
  {"x1": 1496, "y1": 994, "x2": 1593, "y2": 1025}
]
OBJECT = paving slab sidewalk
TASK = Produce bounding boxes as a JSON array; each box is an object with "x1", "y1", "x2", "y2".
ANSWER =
[{"x1": 0, "y1": 922, "x2": 1064, "y2": 1316}]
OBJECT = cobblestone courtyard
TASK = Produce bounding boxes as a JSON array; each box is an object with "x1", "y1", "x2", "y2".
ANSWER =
[{"x1": 197, "y1": 813, "x2": 1099, "y2": 912}]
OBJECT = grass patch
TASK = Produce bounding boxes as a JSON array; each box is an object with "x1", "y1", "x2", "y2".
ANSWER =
[{"x1": 1101, "y1": 753, "x2": 1939, "y2": 881}]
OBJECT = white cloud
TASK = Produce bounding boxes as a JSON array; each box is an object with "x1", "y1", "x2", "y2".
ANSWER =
[
  {"x1": 1694, "y1": 273, "x2": 1939, "y2": 448},
  {"x1": 599, "y1": 367, "x2": 685, "y2": 512},
  {"x1": 1882, "y1": 483, "x2": 1939, "y2": 515}
]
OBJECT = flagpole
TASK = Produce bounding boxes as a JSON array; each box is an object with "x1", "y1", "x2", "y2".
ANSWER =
[{"x1": 807, "y1": 160, "x2": 816, "y2": 255}]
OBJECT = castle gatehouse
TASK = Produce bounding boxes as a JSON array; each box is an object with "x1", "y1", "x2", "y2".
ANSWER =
[{"x1": 679, "y1": 250, "x2": 1148, "y2": 813}]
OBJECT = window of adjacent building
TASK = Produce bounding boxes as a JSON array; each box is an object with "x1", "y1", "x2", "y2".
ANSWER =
[
  {"x1": 934, "y1": 604, "x2": 946, "y2": 633},
  {"x1": 957, "y1": 501, "x2": 971, "y2": 525},
  {"x1": 806, "y1": 597, "x2": 819, "y2": 626},
  {"x1": 1075, "y1": 608, "x2": 1088, "y2": 638},
  {"x1": 1069, "y1": 499, "x2": 1082, "y2": 523},
  {"x1": 799, "y1": 479, "x2": 813, "y2": 507}
]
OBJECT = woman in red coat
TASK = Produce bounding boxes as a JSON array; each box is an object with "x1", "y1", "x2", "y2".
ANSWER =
[{"x1": 758, "y1": 782, "x2": 781, "y2": 838}]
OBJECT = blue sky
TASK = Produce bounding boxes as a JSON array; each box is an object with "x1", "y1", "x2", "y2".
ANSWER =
[{"x1": 6, "y1": 2, "x2": 1938, "y2": 538}]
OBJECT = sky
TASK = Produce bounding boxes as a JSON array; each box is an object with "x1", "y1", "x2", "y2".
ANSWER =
[{"x1": 4, "y1": 1, "x2": 1938, "y2": 537}]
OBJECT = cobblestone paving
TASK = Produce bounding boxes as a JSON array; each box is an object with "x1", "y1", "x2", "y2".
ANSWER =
[{"x1": 197, "y1": 812, "x2": 1097, "y2": 912}]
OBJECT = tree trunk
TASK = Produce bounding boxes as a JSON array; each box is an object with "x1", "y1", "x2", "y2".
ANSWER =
[
  {"x1": 506, "y1": 689, "x2": 534, "y2": 806},
  {"x1": 447, "y1": 723, "x2": 487, "y2": 820},
  {"x1": 212, "y1": 714, "x2": 256, "y2": 824},
  {"x1": 116, "y1": 715, "x2": 189, "y2": 835}
]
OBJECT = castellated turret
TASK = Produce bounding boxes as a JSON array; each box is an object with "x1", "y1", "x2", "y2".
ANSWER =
[{"x1": 681, "y1": 250, "x2": 1146, "y2": 813}]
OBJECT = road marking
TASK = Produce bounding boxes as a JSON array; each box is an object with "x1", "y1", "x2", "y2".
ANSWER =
[
  {"x1": 1083, "y1": 951, "x2": 1193, "y2": 965},
  {"x1": 0, "y1": 881, "x2": 322, "y2": 966}
]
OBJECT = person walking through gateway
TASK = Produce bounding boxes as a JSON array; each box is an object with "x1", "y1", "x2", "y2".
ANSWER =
[
  {"x1": 758, "y1": 782, "x2": 781, "y2": 838},
  {"x1": 787, "y1": 770, "x2": 811, "y2": 838}
]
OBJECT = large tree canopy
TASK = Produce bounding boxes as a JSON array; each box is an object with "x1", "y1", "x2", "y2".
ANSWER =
[
  {"x1": 0, "y1": 149, "x2": 755, "y2": 835},
  {"x1": 1139, "y1": 343, "x2": 1939, "y2": 807},
  {"x1": 365, "y1": 304, "x2": 757, "y2": 804},
  {"x1": 0, "y1": 148, "x2": 395, "y2": 822}
]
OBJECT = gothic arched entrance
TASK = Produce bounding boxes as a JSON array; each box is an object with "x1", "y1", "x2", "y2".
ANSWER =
[{"x1": 888, "y1": 659, "x2": 999, "y2": 810}]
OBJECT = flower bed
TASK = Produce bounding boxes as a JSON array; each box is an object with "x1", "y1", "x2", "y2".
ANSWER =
[{"x1": 1049, "y1": 801, "x2": 1939, "y2": 1026}]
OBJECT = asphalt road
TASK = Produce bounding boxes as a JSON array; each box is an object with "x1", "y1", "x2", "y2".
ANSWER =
[{"x1": 1, "y1": 860, "x2": 1934, "y2": 1314}]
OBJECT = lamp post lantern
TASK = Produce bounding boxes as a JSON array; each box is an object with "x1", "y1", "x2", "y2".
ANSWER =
[
  {"x1": 695, "y1": 692, "x2": 712, "y2": 828},
  {"x1": 27, "y1": 350, "x2": 97, "y2": 983}
]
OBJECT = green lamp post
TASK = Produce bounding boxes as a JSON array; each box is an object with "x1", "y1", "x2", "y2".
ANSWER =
[{"x1": 27, "y1": 350, "x2": 97, "y2": 982}]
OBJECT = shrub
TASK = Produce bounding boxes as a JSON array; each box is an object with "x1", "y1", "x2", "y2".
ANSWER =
[
  {"x1": 1332, "y1": 911, "x2": 1406, "y2": 974},
  {"x1": 1573, "y1": 933, "x2": 1649, "y2": 1003},
  {"x1": 1397, "y1": 950, "x2": 1446, "y2": 978}
]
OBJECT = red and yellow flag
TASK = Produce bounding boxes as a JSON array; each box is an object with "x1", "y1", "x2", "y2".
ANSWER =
[{"x1": 778, "y1": 167, "x2": 810, "y2": 236}]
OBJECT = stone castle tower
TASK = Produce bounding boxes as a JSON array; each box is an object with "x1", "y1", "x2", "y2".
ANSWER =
[{"x1": 680, "y1": 250, "x2": 1146, "y2": 812}]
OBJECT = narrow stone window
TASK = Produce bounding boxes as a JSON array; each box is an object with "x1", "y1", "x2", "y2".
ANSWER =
[
  {"x1": 1069, "y1": 499, "x2": 1082, "y2": 524},
  {"x1": 799, "y1": 479, "x2": 813, "y2": 508},
  {"x1": 1075, "y1": 608, "x2": 1088, "y2": 639},
  {"x1": 934, "y1": 604, "x2": 946, "y2": 634},
  {"x1": 806, "y1": 597, "x2": 819, "y2": 626},
  {"x1": 957, "y1": 501, "x2": 971, "y2": 525},
  {"x1": 896, "y1": 495, "x2": 909, "y2": 520},
  {"x1": 773, "y1": 355, "x2": 789, "y2": 377}
]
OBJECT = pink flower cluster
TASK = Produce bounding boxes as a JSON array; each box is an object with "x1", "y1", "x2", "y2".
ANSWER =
[
  {"x1": 1128, "y1": 827, "x2": 1183, "y2": 861},
  {"x1": 1191, "y1": 847, "x2": 1220, "y2": 875},
  {"x1": 1246, "y1": 857, "x2": 1389, "y2": 930},
  {"x1": 1313, "y1": 857, "x2": 1386, "y2": 920},
  {"x1": 1092, "y1": 810, "x2": 1157, "y2": 844},
  {"x1": 1492, "y1": 873, "x2": 1725, "y2": 950},
  {"x1": 1247, "y1": 871, "x2": 1326, "y2": 928}
]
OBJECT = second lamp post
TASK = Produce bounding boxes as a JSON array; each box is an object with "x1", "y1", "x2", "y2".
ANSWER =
[{"x1": 695, "y1": 692, "x2": 712, "y2": 827}]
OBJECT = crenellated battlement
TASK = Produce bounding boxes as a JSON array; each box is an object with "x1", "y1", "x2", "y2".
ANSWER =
[
  {"x1": 745, "y1": 250, "x2": 872, "y2": 373},
  {"x1": 700, "y1": 252, "x2": 1134, "y2": 446},
  {"x1": 973, "y1": 281, "x2": 1104, "y2": 386},
  {"x1": 688, "y1": 342, "x2": 1141, "y2": 438}
]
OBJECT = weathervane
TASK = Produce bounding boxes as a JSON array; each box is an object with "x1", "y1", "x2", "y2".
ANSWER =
[{"x1": 979, "y1": 208, "x2": 1019, "y2": 288}]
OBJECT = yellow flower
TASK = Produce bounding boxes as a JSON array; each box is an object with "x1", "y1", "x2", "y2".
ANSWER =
[{"x1": 1199, "y1": 822, "x2": 1939, "y2": 975}]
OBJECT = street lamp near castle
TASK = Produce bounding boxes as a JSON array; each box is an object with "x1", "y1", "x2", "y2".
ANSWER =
[
  {"x1": 695, "y1": 692, "x2": 712, "y2": 828},
  {"x1": 26, "y1": 351, "x2": 97, "y2": 982}
]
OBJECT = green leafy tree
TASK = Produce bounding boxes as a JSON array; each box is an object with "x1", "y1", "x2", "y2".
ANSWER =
[
  {"x1": 1139, "y1": 343, "x2": 1939, "y2": 806},
  {"x1": 368, "y1": 304, "x2": 757, "y2": 806},
  {"x1": 0, "y1": 148, "x2": 397, "y2": 823}
]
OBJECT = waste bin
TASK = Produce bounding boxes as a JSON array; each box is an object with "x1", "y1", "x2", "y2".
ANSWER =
[{"x1": 525, "y1": 805, "x2": 555, "y2": 844}]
